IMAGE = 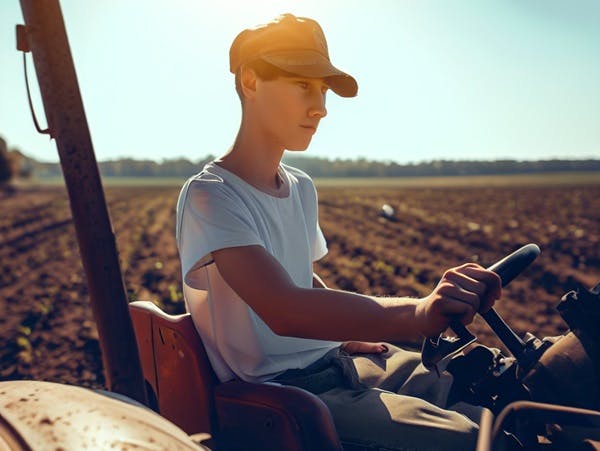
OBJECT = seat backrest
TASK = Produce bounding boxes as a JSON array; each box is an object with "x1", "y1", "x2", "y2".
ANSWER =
[
  {"x1": 129, "y1": 301, "x2": 218, "y2": 436},
  {"x1": 130, "y1": 300, "x2": 343, "y2": 451}
]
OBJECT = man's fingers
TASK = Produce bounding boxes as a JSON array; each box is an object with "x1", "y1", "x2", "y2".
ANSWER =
[
  {"x1": 438, "y1": 280, "x2": 480, "y2": 310},
  {"x1": 445, "y1": 270, "x2": 487, "y2": 297},
  {"x1": 450, "y1": 265, "x2": 502, "y2": 312},
  {"x1": 342, "y1": 341, "x2": 388, "y2": 355},
  {"x1": 433, "y1": 281, "x2": 479, "y2": 323}
]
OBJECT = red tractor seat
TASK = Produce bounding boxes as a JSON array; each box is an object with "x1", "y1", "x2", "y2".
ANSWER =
[{"x1": 129, "y1": 301, "x2": 342, "y2": 451}]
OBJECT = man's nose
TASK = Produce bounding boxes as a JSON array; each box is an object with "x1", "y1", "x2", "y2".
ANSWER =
[{"x1": 309, "y1": 92, "x2": 327, "y2": 118}]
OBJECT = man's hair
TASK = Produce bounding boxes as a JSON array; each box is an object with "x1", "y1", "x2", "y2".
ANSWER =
[{"x1": 235, "y1": 59, "x2": 296, "y2": 103}]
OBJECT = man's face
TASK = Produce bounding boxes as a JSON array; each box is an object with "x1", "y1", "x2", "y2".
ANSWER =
[{"x1": 252, "y1": 75, "x2": 328, "y2": 151}]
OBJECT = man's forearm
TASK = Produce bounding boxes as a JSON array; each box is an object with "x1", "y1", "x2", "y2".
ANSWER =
[{"x1": 275, "y1": 286, "x2": 424, "y2": 343}]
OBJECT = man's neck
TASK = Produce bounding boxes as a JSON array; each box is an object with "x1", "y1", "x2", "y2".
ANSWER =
[{"x1": 216, "y1": 127, "x2": 285, "y2": 193}]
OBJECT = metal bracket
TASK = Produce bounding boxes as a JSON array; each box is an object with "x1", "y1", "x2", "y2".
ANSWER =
[
  {"x1": 16, "y1": 24, "x2": 30, "y2": 52},
  {"x1": 16, "y1": 24, "x2": 52, "y2": 137},
  {"x1": 422, "y1": 321, "x2": 477, "y2": 370}
]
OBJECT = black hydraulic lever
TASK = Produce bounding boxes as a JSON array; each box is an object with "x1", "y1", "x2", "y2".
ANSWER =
[
  {"x1": 480, "y1": 243, "x2": 541, "y2": 361},
  {"x1": 422, "y1": 244, "x2": 541, "y2": 369}
]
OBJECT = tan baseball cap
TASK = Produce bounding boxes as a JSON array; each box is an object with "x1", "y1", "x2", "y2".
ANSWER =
[{"x1": 229, "y1": 14, "x2": 358, "y2": 97}]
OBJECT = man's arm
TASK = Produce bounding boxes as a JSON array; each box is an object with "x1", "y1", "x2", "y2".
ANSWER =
[
  {"x1": 312, "y1": 270, "x2": 388, "y2": 354},
  {"x1": 212, "y1": 245, "x2": 501, "y2": 343}
]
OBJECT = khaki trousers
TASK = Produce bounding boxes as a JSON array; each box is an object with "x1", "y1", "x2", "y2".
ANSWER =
[{"x1": 274, "y1": 344, "x2": 484, "y2": 451}]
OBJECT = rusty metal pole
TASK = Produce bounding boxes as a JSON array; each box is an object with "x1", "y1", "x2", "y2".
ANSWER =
[{"x1": 18, "y1": 0, "x2": 148, "y2": 405}]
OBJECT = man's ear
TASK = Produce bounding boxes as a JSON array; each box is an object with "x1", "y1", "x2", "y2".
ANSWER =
[{"x1": 240, "y1": 66, "x2": 258, "y2": 101}]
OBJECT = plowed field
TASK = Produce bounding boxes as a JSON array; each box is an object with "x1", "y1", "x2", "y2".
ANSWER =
[{"x1": 1, "y1": 181, "x2": 599, "y2": 389}]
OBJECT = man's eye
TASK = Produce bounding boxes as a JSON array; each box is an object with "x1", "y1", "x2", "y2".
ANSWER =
[{"x1": 297, "y1": 81, "x2": 309, "y2": 89}]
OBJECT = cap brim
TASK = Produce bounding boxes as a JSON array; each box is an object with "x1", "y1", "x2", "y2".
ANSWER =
[{"x1": 261, "y1": 52, "x2": 358, "y2": 98}]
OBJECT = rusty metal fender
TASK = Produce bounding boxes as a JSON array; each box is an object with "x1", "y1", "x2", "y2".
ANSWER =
[{"x1": 0, "y1": 380, "x2": 210, "y2": 450}]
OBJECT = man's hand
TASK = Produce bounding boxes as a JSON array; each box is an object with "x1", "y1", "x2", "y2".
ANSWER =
[
  {"x1": 415, "y1": 263, "x2": 502, "y2": 337},
  {"x1": 341, "y1": 341, "x2": 388, "y2": 355}
]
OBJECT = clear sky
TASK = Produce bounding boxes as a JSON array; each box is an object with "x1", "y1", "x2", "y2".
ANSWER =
[{"x1": 1, "y1": 1, "x2": 599, "y2": 164}]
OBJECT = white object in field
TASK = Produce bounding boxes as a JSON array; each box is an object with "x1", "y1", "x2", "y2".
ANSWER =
[
  {"x1": 381, "y1": 204, "x2": 395, "y2": 219},
  {"x1": 0, "y1": 380, "x2": 210, "y2": 450}
]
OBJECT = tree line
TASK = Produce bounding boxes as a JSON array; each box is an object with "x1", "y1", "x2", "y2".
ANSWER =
[
  {"x1": 28, "y1": 155, "x2": 600, "y2": 179},
  {"x1": 282, "y1": 156, "x2": 600, "y2": 178},
  {"x1": 0, "y1": 137, "x2": 34, "y2": 187},
  {"x1": 1, "y1": 135, "x2": 598, "y2": 183}
]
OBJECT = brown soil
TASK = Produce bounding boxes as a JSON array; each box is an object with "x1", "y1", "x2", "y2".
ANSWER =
[{"x1": 1, "y1": 183, "x2": 598, "y2": 389}]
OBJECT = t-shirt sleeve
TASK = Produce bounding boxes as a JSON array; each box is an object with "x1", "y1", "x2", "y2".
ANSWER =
[
  {"x1": 313, "y1": 222, "x2": 328, "y2": 262},
  {"x1": 178, "y1": 180, "x2": 262, "y2": 289},
  {"x1": 298, "y1": 173, "x2": 328, "y2": 262}
]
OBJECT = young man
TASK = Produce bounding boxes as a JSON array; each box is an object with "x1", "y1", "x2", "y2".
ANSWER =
[{"x1": 177, "y1": 14, "x2": 505, "y2": 450}]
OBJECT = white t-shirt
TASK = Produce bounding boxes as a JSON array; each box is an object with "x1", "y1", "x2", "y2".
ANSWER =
[{"x1": 176, "y1": 162, "x2": 340, "y2": 383}]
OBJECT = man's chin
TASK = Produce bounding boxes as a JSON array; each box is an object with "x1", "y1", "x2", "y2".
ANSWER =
[{"x1": 285, "y1": 142, "x2": 311, "y2": 152}]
